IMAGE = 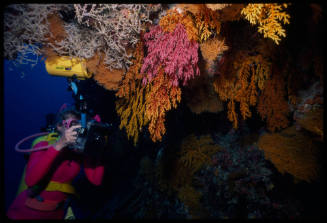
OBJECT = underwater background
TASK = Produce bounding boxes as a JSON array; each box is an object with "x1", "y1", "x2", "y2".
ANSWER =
[
  {"x1": 4, "y1": 58, "x2": 74, "y2": 211},
  {"x1": 3, "y1": 3, "x2": 326, "y2": 219}
]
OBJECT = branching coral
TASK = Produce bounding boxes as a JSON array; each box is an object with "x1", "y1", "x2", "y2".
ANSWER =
[
  {"x1": 258, "y1": 126, "x2": 320, "y2": 183},
  {"x1": 155, "y1": 134, "x2": 221, "y2": 218},
  {"x1": 114, "y1": 40, "x2": 150, "y2": 145},
  {"x1": 159, "y1": 9, "x2": 198, "y2": 42},
  {"x1": 86, "y1": 52, "x2": 124, "y2": 91},
  {"x1": 213, "y1": 52, "x2": 271, "y2": 129},
  {"x1": 200, "y1": 37, "x2": 228, "y2": 62},
  {"x1": 41, "y1": 13, "x2": 68, "y2": 59},
  {"x1": 241, "y1": 3, "x2": 290, "y2": 44},
  {"x1": 141, "y1": 24, "x2": 200, "y2": 87},
  {"x1": 175, "y1": 4, "x2": 202, "y2": 15},
  {"x1": 194, "y1": 4, "x2": 221, "y2": 42},
  {"x1": 3, "y1": 4, "x2": 71, "y2": 65},
  {"x1": 116, "y1": 39, "x2": 183, "y2": 144},
  {"x1": 46, "y1": 22, "x2": 100, "y2": 60},
  {"x1": 257, "y1": 69, "x2": 290, "y2": 132},
  {"x1": 145, "y1": 67, "x2": 182, "y2": 142},
  {"x1": 44, "y1": 13, "x2": 67, "y2": 46},
  {"x1": 74, "y1": 4, "x2": 161, "y2": 70},
  {"x1": 4, "y1": 3, "x2": 162, "y2": 71},
  {"x1": 94, "y1": 68, "x2": 125, "y2": 91},
  {"x1": 116, "y1": 81, "x2": 150, "y2": 146},
  {"x1": 116, "y1": 40, "x2": 145, "y2": 99},
  {"x1": 180, "y1": 134, "x2": 222, "y2": 174},
  {"x1": 116, "y1": 41, "x2": 144, "y2": 99}
]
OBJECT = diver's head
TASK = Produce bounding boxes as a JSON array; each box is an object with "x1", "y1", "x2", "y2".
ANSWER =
[{"x1": 56, "y1": 107, "x2": 81, "y2": 135}]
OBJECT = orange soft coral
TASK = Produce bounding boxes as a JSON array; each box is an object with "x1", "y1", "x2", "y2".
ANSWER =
[
  {"x1": 194, "y1": 5, "x2": 221, "y2": 42},
  {"x1": 176, "y1": 4, "x2": 202, "y2": 15},
  {"x1": 145, "y1": 66, "x2": 181, "y2": 142},
  {"x1": 258, "y1": 126, "x2": 320, "y2": 183},
  {"x1": 116, "y1": 40, "x2": 145, "y2": 99},
  {"x1": 216, "y1": 4, "x2": 244, "y2": 22},
  {"x1": 200, "y1": 37, "x2": 228, "y2": 62},
  {"x1": 257, "y1": 69, "x2": 290, "y2": 132},
  {"x1": 213, "y1": 52, "x2": 271, "y2": 129},
  {"x1": 46, "y1": 13, "x2": 67, "y2": 44},
  {"x1": 86, "y1": 52, "x2": 124, "y2": 91},
  {"x1": 296, "y1": 107, "x2": 324, "y2": 141},
  {"x1": 41, "y1": 13, "x2": 67, "y2": 59},
  {"x1": 159, "y1": 9, "x2": 198, "y2": 42}
]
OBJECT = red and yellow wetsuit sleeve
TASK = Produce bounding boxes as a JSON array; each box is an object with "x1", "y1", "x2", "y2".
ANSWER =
[
  {"x1": 25, "y1": 141, "x2": 61, "y2": 187},
  {"x1": 83, "y1": 156, "x2": 104, "y2": 186}
]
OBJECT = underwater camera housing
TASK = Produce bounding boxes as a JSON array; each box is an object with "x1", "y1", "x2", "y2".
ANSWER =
[{"x1": 69, "y1": 120, "x2": 113, "y2": 157}]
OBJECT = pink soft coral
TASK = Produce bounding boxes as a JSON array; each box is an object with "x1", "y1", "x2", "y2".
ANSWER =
[{"x1": 141, "y1": 24, "x2": 200, "y2": 87}]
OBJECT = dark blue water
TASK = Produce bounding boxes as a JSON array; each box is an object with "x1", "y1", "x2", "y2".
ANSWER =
[{"x1": 4, "y1": 55, "x2": 74, "y2": 212}]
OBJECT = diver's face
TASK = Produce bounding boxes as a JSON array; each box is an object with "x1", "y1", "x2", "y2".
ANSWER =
[
  {"x1": 57, "y1": 114, "x2": 80, "y2": 134},
  {"x1": 62, "y1": 115, "x2": 80, "y2": 129}
]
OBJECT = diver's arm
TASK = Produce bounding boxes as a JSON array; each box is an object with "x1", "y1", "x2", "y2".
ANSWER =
[
  {"x1": 25, "y1": 141, "x2": 60, "y2": 186},
  {"x1": 83, "y1": 157, "x2": 104, "y2": 186}
]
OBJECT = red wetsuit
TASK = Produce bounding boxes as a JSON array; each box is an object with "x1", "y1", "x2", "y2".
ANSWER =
[{"x1": 7, "y1": 141, "x2": 104, "y2": 219}]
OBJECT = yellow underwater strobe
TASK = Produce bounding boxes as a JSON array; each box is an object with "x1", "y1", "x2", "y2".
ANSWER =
[{"x1": 45, "y1": 56, "x2": 92, "y2": 80}]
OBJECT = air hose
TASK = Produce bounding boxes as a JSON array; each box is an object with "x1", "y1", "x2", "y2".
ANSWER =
[{"x1": 15, "y1": 132, "x2": 58, "y2": 153}]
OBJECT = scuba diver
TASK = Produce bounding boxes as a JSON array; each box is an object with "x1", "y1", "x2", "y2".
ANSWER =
[{"x1": 6, "y1": 106, "x2": 105, "y2": 219}]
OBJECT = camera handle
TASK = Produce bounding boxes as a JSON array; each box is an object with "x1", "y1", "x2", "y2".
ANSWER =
[{"x1": 67, "y1": 76, "x2": 87, "y2": 128}]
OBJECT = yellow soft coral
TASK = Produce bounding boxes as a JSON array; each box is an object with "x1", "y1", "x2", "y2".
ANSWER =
[
  {"x1": 241, "y1": 3, "x2": 290, "y2": 44},
  {"x1": 115, "y1": 40, "x2": 150, "y2": 145},
  {"x1": 180, "y1": 134, "x2": 222, "y2": 174},
  {"x1": 116, "y1": 81, "x2": 150, "y2": 146},
  {"x1": 155, "y1": 134, "x2": 221, "y2": 218}
]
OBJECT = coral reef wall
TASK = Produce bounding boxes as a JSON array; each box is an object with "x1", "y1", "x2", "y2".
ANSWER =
[
  {"x1": 4, "y1": 3, "x2": 325, "y2": 219},
  {"x1": 4, "y1": 3, "x2": 324, "y2": 145}
]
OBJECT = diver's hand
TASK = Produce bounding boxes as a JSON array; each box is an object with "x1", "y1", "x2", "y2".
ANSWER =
[{"x1": 54, "y1": 124, "x2": 81, "y2": 151}]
